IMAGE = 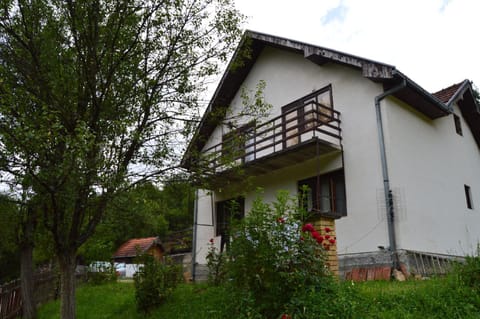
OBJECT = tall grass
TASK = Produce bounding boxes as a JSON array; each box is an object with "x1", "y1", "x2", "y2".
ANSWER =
[
  {"x1": 38, "y1": 275, "x2": 480, "y2": 319},
  {"x1": 356, "y1": 277, "x2": 480, "y2": 318},
  {"x1": 38, "y1": 282, "x2": 230, "y2": 319}
]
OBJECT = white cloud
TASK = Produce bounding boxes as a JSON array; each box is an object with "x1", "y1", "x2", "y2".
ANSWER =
[{"x1": 234, "y1": 0, "x2": 480, "y2": 92}]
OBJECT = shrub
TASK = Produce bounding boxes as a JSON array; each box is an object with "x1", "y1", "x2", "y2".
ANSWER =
[
  {"x1": 224, "y1": 191, "x2": 335, "y2": 319},
  {"x1": 206, "y1": 239, "x2": 227, "y2": 286},
  {"x1": 87, "y1": 262, "x2": 117, "y2": 285},
  {"x1": 454, "y1": 246, "x2": 480, "y2": 291},
  {"x1": 133, "y1": 255, "x2": 182, "y2": 313}
]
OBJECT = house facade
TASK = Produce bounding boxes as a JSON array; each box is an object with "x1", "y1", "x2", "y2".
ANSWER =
[{"x1": 182, "y1": 31, "x2": 480, "y2": 280}]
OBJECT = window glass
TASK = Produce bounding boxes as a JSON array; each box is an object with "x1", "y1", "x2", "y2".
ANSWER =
[
  {"x1": 298, "y1": 170, "x2": 347, "y2": 218},
  {"x1": 465, "y1": 185, "x2": 473, "y2": 209},
  {"x1": 454, "y1": 114, "x2": 463, "y2": 136}
]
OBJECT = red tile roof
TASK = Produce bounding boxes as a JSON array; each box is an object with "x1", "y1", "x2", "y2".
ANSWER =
[
  {"x1": 113, "y1": 236, "x2": 162, "y2": 258},
  {"x1": 432, "y1": 82, "x2": 464, "y2": 104}
]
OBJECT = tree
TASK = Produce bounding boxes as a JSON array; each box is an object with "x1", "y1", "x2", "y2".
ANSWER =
[
  {"x1": 0, "y1": 191, "x2": 40, "y2": 319},
  {"x1": 0, "y1": 195, "x2": 20, "y2": 283},
  {"x1": 80, "y1": 180, "x2": 194, "y2": 262},
  {"x1": 0, "y1": 1, "x2": 243, "y2": 318}
]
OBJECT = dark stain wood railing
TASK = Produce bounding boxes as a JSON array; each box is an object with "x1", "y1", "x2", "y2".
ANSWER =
[{"x1": 198, "y1": 98, "x2": 342, "y2": 173}]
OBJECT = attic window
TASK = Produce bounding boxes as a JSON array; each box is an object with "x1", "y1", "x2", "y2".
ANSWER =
[
  {"x1": 454, "y1": 114, "x2": 463, "y2": 136},
  {"x1": 464, "y1": 185, "x2": 473, "y2": 210}
]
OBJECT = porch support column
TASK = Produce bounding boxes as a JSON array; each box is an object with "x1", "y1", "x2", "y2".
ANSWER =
[{"x1": 312, "y1": 216, "x2": 338, "y2": 275}]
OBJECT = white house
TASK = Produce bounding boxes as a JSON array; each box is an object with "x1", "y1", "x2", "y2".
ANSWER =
[{"x1": 182, "y1": 31, "x2": 480, "y2": 280}]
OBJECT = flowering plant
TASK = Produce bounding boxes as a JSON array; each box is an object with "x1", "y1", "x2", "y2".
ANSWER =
[
  {"x1": 225, "y1": 190, "x2": 331, "y2": 318},
  {"x1": 301, "y1": 223, "x2": 336, "y2": 250}
]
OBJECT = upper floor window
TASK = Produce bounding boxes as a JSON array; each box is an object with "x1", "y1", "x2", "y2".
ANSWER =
[
  {"x1": 298, "y1": 169, "x2": 347, "y2": 219},
  {"x1": 222, "y1": 122, "x2": 255, "y2": 163},
  {"x1": 465, "y1": 185, "x2": 473, "y2": 209},
  {"x1": 454, "y1": 114, "x2": 463, "y2": 136}
]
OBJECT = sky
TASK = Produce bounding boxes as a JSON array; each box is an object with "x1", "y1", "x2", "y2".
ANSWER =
[{"x1": 233, "y1": 0, "x2": 480, "y2": 93}]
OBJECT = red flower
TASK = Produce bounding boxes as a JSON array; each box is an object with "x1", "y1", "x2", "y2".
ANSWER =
[
  {"x1": 325, "y1": 227, "x2": 332, "y2": 233},
  {"x1": 329, "y1": 238, "x2": 336, "y2": 244},
  {"x1": 281, "y1": 314, "x2": 291, "y2": 319},
  {"x1": 209, "y1": 238, "x2": 214, "y2": 244},
  {"x1": 302, "y1": 223, "x2": 314, "y2": 232},
  {"x1": 311, "y1": 231, "x2": 324, "y2": 244},
  {"x1": 325, "y1": 235, "x2": 331, "y2": 240},
  {"x1": 277, "y1": 217, "x2": 285, "y2": 223},
  {"x1": 300, "y1": 236, "x2": 304, "y2": 241}
]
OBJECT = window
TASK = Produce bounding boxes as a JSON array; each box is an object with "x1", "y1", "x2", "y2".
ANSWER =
[
  {"x1": 282, "y1": 85, "x2": 333, "y2": 148},
  {"x1": 465, "y1": 185, "x2": 473, "y2": 209},
  {"x1": 222, "y1": 123, "x2": 255, "y2": 163},
  {"x1": 298, "y1": 170, "x2": 347, "y2": 218},
  {"x1": 215, "y1": 197, "x2": 245, "y2": 237},
  {"x1": 454, "y1": 114, "x2": 463, "y2": 136}
]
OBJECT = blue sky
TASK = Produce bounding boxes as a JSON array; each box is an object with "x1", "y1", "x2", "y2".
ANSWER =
[{"x1": 234, "y1": 0, "x2": 480, "y2": 92}]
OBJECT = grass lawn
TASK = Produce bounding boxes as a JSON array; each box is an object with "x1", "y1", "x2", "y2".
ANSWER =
[
  {"x1": 38, "y1": 282, "x2": 230, "y2": 319},
  {"x1": 38, "y1": 278, "x2": 480, "y2": 319},
  {"x1": 354, "y1": 279, "x2": 480, "y2": 318}
]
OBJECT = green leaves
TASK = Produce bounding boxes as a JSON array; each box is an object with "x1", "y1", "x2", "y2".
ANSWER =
[
  {"x1": 215, "y1": 191, "x2": 332, "y2": 319},
  {"x1": 0, "y1": 1, "x2": 242, "y2": 315}
]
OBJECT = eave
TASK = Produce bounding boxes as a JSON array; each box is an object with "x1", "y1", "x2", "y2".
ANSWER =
[
  {"x1": 181, "y1": 31, "x2": 452, "y2": 168},
  {"x1": 455, "y1": 82, "x2": 480, "y2": 147},
  {"x1": 387, "y1": 71, "x2": 451, "y2": 119}
]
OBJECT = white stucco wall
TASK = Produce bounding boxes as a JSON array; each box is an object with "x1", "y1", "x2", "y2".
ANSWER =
[
  {"x1": 194, "y1": 46, "x2": 391, "y2": 264},
  {"x1": 383, "y1": 98, "x2": 480, "y2": 255},
  {"x1": 193, "y1": 45, "x2": 480, "y2": 267}
]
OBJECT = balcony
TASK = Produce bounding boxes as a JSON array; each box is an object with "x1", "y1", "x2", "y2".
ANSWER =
[{"x1": 197, "y1": 97, "x2": 342, "y2": 183}]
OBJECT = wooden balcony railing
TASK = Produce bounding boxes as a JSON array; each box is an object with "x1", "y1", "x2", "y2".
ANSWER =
[{"x1": 198, "y1": 99, "x2": 342, "y2": 175}]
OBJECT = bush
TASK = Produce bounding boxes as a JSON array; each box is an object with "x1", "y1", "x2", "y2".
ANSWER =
[
  {"x1": 133, "y1": 255, "x2": 182, "y2": 314},
  {"x1": 223, "y1": 191, "x2": 336, "y2": 319},
  {"x1": 454, "y1": 246, "x2": 480, "y2": 291},
  {"x1": 206, "y1": 240, "x2": 227, "y2": 286},
  {"x1": 87, "y1": 262, "x2": 117, "y2": 285}
]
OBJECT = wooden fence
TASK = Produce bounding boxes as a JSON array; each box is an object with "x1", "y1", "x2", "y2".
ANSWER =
[
  {"x1": 0, "y1": 271, "x2": 87, "y2": 319},
  {"x1": 0, "y1": 279, "x2": 21, "y2": 319}
]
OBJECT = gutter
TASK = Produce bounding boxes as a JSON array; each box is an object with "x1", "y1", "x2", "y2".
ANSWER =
[
  {"x1": 374, "y1": 79, "x2": 406, "y2": 271},
  {"x1": 393, "y1": 70, "x2": 452, "y2": 114}
]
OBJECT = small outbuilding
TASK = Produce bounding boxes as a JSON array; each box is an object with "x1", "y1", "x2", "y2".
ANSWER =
[{"x1": 113, "y1": 236, "x2": 164, "y2": 264}]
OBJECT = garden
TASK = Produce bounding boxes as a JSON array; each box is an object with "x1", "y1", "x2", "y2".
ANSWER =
[{"x1": 38, "y1": 192, "x2": 480, "y2": 319}]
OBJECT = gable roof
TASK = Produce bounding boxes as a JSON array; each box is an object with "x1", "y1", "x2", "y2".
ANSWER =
[
  {"x1": 113, "y1": 236, "x2": 163, "y2": 258},
  {"x1": 182, "y1": 31, "x2": 462, "y2": 168},
  {"x1": 432, "y1": 81, "x2": 466, "y2": 104},
  {"x1": 434, "y1": 80, "x2": 480, "y2": 147}
]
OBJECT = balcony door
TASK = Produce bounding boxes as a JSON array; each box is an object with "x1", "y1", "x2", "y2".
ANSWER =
[{"x1": 282, "y1": 85, "x2": 333, "y2": 148}]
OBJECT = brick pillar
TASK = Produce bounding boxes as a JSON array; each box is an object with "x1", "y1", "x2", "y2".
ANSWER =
[{"x1": 312, "y1": 217, "x2": 338, "y2": 275}]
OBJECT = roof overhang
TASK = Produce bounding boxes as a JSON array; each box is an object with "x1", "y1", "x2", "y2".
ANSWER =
[
  {"x1": 182, "y1": 31, "x2": 453, "y2": 168},
  {"x1": 387, "y1": 71, "x2": 451, "y2": 119},
  {"x1": 455, "y1": 82, "x2": 480, "y2": 147}
]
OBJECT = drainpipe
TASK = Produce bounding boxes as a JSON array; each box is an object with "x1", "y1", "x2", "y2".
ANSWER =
[
  {"x1": 191, "y1": 189, "x2": 199, "y2": 282},
  {"x1": 374, "y1": 79, "x2": 406, "y2": 270}
]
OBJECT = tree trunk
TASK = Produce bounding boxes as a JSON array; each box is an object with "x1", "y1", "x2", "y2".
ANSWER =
[
  {"x1": 20, "y1": 205, "x2": 37, "y2": 319},
  {"x1": 59, "y1": 252, "x2": 77, "y2": 319},
  {"x1": 20, "y1": 243, "x2": 36, "y2": 319}
]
